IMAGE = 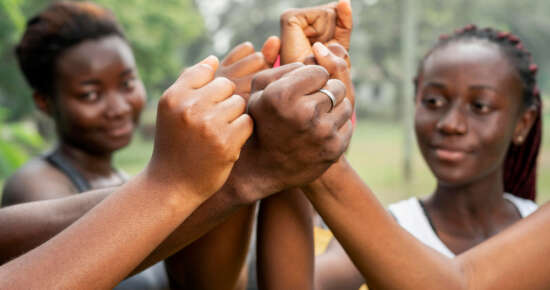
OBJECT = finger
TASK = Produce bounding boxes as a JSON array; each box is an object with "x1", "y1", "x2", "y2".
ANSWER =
[
  {"x1": 226, "y1": 52, "x2": 266, "y2": 79},
  {"x1": 336, "y1": 0, "x2": 353, "y2": 30},
  {"x1": 312, "y1": 42, "x2": 355, "y2": 107},
  {"x1": 303, "y1": 54, "x2": 317, "y2": 65},
  {"x1": 197, "y1": 77, "x2": 235, "y2": 103},
  {"x1": 333, "y1": 0, "x2": 353, "y2": 50},
  {"x1": 222, "y1": 42, "x2": 255, "y2": 66},
  {"x1": 312, "y1": 42, "x2": 347, "y2": 76},
  {"x1": 233, "y1": 75, "x2": 253, "y2": 98},
  {"x1": 338, "y1": 119, "x2": 354, "y2": 152},
  {"x1": 213, "y1": 94, "x2": 248, "y2": 123},
  {"x1": 251, "y1": 62, "x2": 304, "y2": 93},
  {"x1": 178, "y1": 55, "x2": 219, "y2": 89},
  {"x1": 326, "y1": 97, "x2": 353, "y2": 130},
  {"x1": 228, "y1": 114, "x2": 254, "y2": 153},
  {"x1": 307, "y1": 78, "x2": 346, "y2": 113},
  {"x1": 327, "y1": 43, "x2": 350, "y2": 65},
  {"x1": 266, "y1": 65, "x2": 330, "y2": 101},
  {"x1": 308, "y1": 8, "x2": 336, "y2": 43},
  {"x1": 262, "y1": 36, "x2": 281, "y2": 66}
]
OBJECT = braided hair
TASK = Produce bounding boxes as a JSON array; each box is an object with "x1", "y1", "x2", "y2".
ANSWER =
[
  {"x1": 415, "y1": 25, "x2": 542, "y2": 201},
  {"x1": 15, "y1": 1, "x2": 126, "y2": 97}
]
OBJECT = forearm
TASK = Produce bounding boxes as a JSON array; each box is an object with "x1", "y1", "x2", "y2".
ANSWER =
[
  {"x1": 455, "y1": 201, "x2": 550, "y2": 290},
  {"x1": 302, "y1": 158, "x2": 465, "y2": 290},
  {"x1": 0, "y1": 188, "x2": 112, "y2": 265},
  {"x1": 0, "y1": 172, "x2": 203, "y2": 289},
  {"x1": 165, "y1": 203, "x2": 257, "y2": 289},
  {"x1": 257, "y1": 188, "x2": 314, "y2": 290},
  {"x1": 136, "y1": 166, "x2": 255, "y2": 276}
]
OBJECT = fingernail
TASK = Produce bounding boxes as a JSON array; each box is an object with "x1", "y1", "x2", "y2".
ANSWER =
[
  {"x1": 201, "y1": 55, "x2": 218, "y2": 69},
  {"x1": 314, "y1": 42, "x2": 329, "y2": 57}
]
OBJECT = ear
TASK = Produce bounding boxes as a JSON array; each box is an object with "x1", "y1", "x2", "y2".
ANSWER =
[
  {"x1": 512, "y1": 105, "x2": 538, "y2": 146},
  {"x1": 32, "y1": 91, "x2": 54, "y2": 116}
]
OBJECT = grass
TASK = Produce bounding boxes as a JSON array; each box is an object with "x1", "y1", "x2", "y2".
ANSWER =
[{"x1": 4, "y1": 115, "x2": 550, "y2": 205}]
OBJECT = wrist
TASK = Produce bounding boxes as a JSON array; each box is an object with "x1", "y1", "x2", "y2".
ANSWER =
[
  {"x1": 302, "y1": 157, "x2": 348, "y2": 199},
  {"x1": 226, "y1": 155, "x2": 281, "y2": 205},
  {"x1": 139, "y1": 165, "x2": 206, "y2": 216}
]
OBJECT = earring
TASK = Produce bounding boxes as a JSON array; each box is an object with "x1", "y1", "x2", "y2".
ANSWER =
[{"x1": 515, "y1": 136, "x2": 524, "y2": 145}]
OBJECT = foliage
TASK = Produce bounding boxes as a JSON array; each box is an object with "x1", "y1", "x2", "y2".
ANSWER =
[{"x1": 0, "y1": 108, "x2": 46, "y2": 178}]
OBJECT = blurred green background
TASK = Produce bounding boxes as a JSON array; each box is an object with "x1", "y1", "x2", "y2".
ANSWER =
[{"x1": 2, "y1": 0, "x2": 550, "y2": 205}]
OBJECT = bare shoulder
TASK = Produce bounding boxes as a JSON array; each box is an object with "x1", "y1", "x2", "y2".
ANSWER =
[{"x1": 2, "y1": 158, "x2": 75, "y2": 206}]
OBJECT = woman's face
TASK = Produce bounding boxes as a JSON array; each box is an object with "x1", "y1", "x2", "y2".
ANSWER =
[
  {"x1": 51, "y1": 35, "x2": 145, "y2": 154},
  {"x1": 414, "y1": 41, "x2": 525, "y2": 187}
]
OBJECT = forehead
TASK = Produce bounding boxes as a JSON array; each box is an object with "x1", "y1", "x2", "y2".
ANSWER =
[
  {"x1": 422, "y1": 40, "x2": 521, "y2": 88},
  {"x1": 56, "y1": 35, "x2": 135, "y2": 80}
]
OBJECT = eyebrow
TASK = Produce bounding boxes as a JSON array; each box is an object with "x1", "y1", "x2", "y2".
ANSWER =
[
  {"x1": 80, "y1": 79, "x2": 101, "y2": 85},
  {"x1": 423, "y1": 82, "x2": 446, "y2": 89},
  {"x1": 469, "y1": 84, "x2": 497, "y2": 92},
  {"x1": 78, "y1": 69, "x2": 134, "y2": 85},
  {"x1": 120, "y1": 68, "x2": 135, "y2": 78}
]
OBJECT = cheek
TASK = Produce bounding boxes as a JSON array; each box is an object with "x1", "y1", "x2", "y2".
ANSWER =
[
  {"x1": 414, "y1": 106, "x2": 437, "y2": 144},
  {"x1": 130, "y1": 83, "x2": 146, "y2": 121},
  {"x1": 475, "y1": 115, "x2": 515, "y2": 159},
  {"x1": 56, "y1": 101, "x2": 104, "y2": 133}
]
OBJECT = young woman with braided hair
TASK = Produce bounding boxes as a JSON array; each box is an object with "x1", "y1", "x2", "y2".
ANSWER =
[{"x1": 258, "y1": 25, "x2": 545, "y2": 290}]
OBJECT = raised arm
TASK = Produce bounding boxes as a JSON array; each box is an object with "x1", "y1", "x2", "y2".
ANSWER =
[
  {"x1": 0, "y1": 55, "x2": 253, "y2": 289},
  {"x1": 257, "y1": 7, "x2": 354, "y2": 284},
  {"x1": 303, "y1": 157, "x2": 550, "y2": 290}
]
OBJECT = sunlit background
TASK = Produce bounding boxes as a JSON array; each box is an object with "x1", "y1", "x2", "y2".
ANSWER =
[{"x1": 2, "y1": 0, "x2": 550, "y2": 205}]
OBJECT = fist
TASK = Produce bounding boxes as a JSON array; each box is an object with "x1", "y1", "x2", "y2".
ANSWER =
[
  {"x1": 148, "y1": 56, "x2": 253, "y2": 200},
  {"x1": 238, "y1": 63, "x2": 353, "y2": 201},
  {"x1": 215, "y1": 37, "x2": 281, "y2": 99},
  {"x1": 280, "y1": 0, "x2": 353, "y2": 65}
]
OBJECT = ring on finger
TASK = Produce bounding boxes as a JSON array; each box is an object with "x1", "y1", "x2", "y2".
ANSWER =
[{"x1": 319, "y1": 89, "x2": 336, "y2": 113}]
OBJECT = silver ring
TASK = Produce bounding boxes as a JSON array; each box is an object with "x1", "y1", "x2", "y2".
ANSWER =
[{"x1": 319, "y1": 89, "x2": 336, "y2": 113}]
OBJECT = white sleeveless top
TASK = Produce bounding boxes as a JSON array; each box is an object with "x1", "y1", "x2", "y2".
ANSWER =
[{"x1": 387, "y1": 194, "x2": 538, "y2": 258}]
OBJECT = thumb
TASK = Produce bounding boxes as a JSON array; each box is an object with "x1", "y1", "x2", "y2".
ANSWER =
[
  {"x1": 336, "y1": 0, "x2": 353, "y2": 30},
  {"x1": 312, "y1": 42, "x2": 355, "y2": 108}
]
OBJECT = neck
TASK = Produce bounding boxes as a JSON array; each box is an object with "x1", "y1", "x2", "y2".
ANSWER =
[
  {"x1": 56, "y1": 143, "x2": 115, "y2": 178},
  {"x1": 425, "y1": 168, "x2": 509, "y2": 228}
]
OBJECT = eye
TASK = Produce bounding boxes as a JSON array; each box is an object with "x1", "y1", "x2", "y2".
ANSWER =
[
  {"x1": 122, "y1": 78, "x2": 136, "y2": 91},
  {"x1": 78, "y1": 91, "x2": 100, "y2": 102},
  {"x1": 471, "y1": 100, "x2": 492, "y2": 114},
  {"x1": 421, "y1": 94, "x2": 447, "y2": 109}
]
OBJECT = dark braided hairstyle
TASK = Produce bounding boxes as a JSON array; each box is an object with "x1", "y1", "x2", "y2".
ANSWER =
[
  {"x1": 15, "y1": 1, "x2": 126, "y2": 97},
  {"x1": 414, "y1": 25, "x2": 542, "y2": 201}
]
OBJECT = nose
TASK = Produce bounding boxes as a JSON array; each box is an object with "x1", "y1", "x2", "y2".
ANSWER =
[
  {"x1": 104, "y1": 92, "x2": 131, "y2": 119},
  {"x1": 436, "y1": 103, "x2": 467, "y2": 135}
]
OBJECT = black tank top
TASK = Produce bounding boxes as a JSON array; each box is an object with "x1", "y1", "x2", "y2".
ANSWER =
[
  {"x1": 44, "y1": 150, "x2": 124, "y2": 193},
  {"x1": 45, "y1": 151, "x2": 92, "y2": 193}
]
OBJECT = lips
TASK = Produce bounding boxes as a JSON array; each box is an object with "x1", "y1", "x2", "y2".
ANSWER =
[
  {"x1": 105, "y1": 121, "x2": 134, "y2": 138},
  {"x1": 434, "y1": 148, "x2": 467, "y2": 162},
  {"x1": 430, "y1": 144, "x2": 472, "y2": 163}
]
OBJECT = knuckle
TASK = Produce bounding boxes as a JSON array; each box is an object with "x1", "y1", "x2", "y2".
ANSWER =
[
  {"x1": 316, "y1": 120, "x2": 334, "y2": 140},
  {"x1": 215, "y1": 77, "x2": 236, "y2": 90},
  {"x1": 342, "y1": 98, "x2": 353, "y2": 116},
  {"x1": 323, "y1": 138, "x2": 343, "y2": 161},
  {"x1": 280, "y1": 9, "x2": 298, "y2": 22},
  {"x1": 180, "y1": 103, "x2": 198, "y2": 125},
  {"x1": 251, "y1": 71, "x2": 269, "y2": 92},
  {"x1": 334, "y1": 60, "x2": 349, "y2": 75},
  {"x1": 252, "y1": 52, "x2": 264, "y2": 62},
  {"x1": 309, "y1": 65, "x2": 330, "y2": 80}
]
